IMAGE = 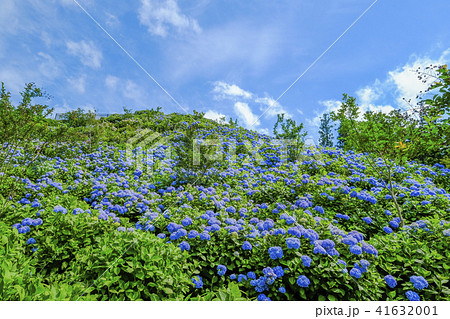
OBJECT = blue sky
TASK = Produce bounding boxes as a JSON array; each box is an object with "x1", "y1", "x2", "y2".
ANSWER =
[{"x1": 1, "y1": 0, "x2": 449, "y2": 142}]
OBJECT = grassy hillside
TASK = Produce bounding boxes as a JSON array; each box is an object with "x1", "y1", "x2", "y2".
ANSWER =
[{"x1": 0, "y1": 111, "x2": 449, "y2": 301}]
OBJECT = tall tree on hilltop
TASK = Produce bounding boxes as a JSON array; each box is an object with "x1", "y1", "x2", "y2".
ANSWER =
[
  {"x1": 336, "y1": 121, "x2": 347, "y2": 149},
  {"x1": 318, "y1": 112, "x2": 334, "y2": 148}
]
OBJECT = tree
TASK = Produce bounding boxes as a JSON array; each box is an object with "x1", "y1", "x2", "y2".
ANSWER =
[
  {"x1": 228, "y1": 117, "x2": 238, "y2": 128},
  {"x1": 331, "y1": 94, "x2": 412, "y2": 226},
  {"x1": 273, "y1": 113, "x2": 308, "y2": 162},
  {"x1": 318, "y1": 112, "x2": 334, "y2": 147},
  {"x1": 410, "y1": 64, "x2": 450, "y2": 166},
  {"x1": 336, "y1": 121, "x2": 347, "y2": 149},
  {"x1": 0, "y1": 82, "x2": 65, "y2": 216}
]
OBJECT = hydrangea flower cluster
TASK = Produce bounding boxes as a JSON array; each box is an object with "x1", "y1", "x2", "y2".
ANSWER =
[
  {"x1": 384, "y1": 275, "x2": 397, "y2": 288},
  {"x1": 217, "y1": 265, "x2": 227, "y2": 276},
  {"x1": 268, "y1": 246, "x2": 283, "y2": 260},
  {"x1": 410, "y1": 276, "x2": 428, "y2": 290}
]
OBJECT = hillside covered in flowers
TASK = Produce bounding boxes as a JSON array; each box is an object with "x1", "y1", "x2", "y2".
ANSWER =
[{"x1": 1, "y1": 107, "x2": 449, "y2": 301}]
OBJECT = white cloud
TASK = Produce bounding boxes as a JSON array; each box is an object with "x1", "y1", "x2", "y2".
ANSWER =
[
  {"x1": 213, "y1": 81, "x2": 252, "y2": 99},
  {"x1": 123, "y1": 80, "x2": 146, "y2": 105},
  {"x1": 356, "y1": 84, "x2": 381, "y2": 105},
  {"x1": 66, "y1": 40, "x2": 103, "y2": 69},
  {"x1": 203, "y1": 110, "x2": 227, "y2": 124},
  {"x1": 258, "y1": 128, "x2": 269, "y2": 135},
  {"x1": 105, "y1": 75, "x2": 120, "y2": 89},
  {"x1": 370, "y1": 49, "x2": 450, "y2": 109},
  {"x1": 168, "y1": 22, "x2": 283, "y2": 81},
  {"x1": 138, "y1": 0, "x2": 201, "y2": 37},
  {"x1": 309, "y1": 48, "x2": 450, "y2": 128},
  {"x1": 37, "y1": 52, "x2": 60, "y2": 79},
  {"x1": 234, "y1": 102, "x2": 260, "y2": 127},
  {"x1": 387, "y1": 55, "x2": 448, "y2": 108},
  {"x1": 0, "y1": 0, "x2": 20, "y2": 34},
  {"x1": 255, "y1": 96, "x2": 291, "y2": 119},
  {"x1": 105, "y1": 12, "x2": 120, "y2": 27},
  {"x1": 67, "y1": 75, "x2": 87, "y2": 94}
]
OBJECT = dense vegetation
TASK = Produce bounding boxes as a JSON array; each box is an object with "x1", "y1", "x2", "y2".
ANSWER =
[{"x1": 0, "y1": 65, "x2": 449, "y2": 301}]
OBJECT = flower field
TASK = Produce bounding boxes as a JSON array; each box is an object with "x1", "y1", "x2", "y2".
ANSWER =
[{"x1": 1, "y1": 113, "x2": 449, "y2": 301}]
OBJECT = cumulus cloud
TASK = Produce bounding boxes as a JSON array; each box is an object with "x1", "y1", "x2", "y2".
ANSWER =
[
  {"x1": 255, "y1": 96, "x2": 291, "y2": 119},
  {"x1": 234, "y1": 102, "x2": 260, "y2": 127},
  {"x1": 213, "y1": 81, "x2": 252, "y2": 99},
  {"x1": 66, "y1": 40, "x2": 103, "y2": 69},
  {"x1": 104, "y1": 76, "x2": 148, "y2": 106},
  {"x1": 203, "y1": 110, "x2": 227, "y2": 124},
  {"x1": 123, "y1": 80, "x2": 146, "y2": 105},
  {"x1": 67, "y1": 75, "x2": 87, "y2": 94},
  {"x1": 105, "y1": 12, "x2": 120, "y2": 27},
  {"x1": 210, "y1": 81, "x2": 291, "y2": 131},
  {"x1": 105, "y1": 75, "x2": 120, "y2": 90},
  {"x1": 37, "y1": 52, "x2": 60, "y2": 79},
  {"x1": 387, "y1": 56, "x2": 446, "y2": 107},
  {"x1": 309, "y1": 49, "x2": 450, "y2": 128},
  {"x1": 138, "y1": 0, "x2": 201, "y2": 37}
]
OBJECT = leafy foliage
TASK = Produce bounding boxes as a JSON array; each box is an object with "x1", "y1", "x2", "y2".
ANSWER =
[{"x1": 273, "y1": 113, "x2": 308, "y2": 162}]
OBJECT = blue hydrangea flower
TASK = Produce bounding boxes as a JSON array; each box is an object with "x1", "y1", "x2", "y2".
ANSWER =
[
  {"x1": 268, "y1": 246, "x2": 283, "y2": 260},
  {"x1": 389, "y1": 220, "x2": 399, "y2": 229},
  {"x1": 286, "y1": 237, "x2": 301, "y2": 249},
  {"x1": 410, "y1": 276, "x2": 428, "y2": 290},
  {"x1": 257, "y1": 294, "x2": 271, "y2": 301},
  {"x1": 349, "y1": 268, "x2": 361, "y2": 279},
  {"x1": 157, "y1": 233, "x2": 166, "y2": 239},
  {"x1": 226, "y1": 206, "x2": 236, "y2": 214},
  {"x1": 279, "y1": 287, "x2": 286, "y2": 294},
  {"x1": 188, "y1": 230, "x2": 199, "y2": 239},
  {"x1": 350, "y1": 245, "x2": 362, "y2": 255},
  {"x1": 273, "y1": 266, "x2": 284, "y2": 278},
  {"x1": 247, "y1": 271, "x2": 256, "y2": 280},
  {"x1": 362, "y1": 217, "x2": 373, "y2": 224},
  {"x1": 406, "y1": 290, "x2": 420, "y2": 301},
  {"x1": 301, "y1": 255, "x2": 312, "y2": 267},
  {"x1": 182, "y1": 217, "x2": 192, "y2": 227},
  {"x1": 360, "y1": 259, "x2": 370, "y2": 269},
  {"x1": 53, "y1": 205, "x2": 67, "y2": 214},
  {"x1": 296, "y1": 275, "x2": 310, "y2": 288},
  {"x1": 179, "y1": 241, "x2": 190, "y2": 251},
  {"x1": 192, "y1": 276, "x2": 203, "y2": 289},
  {"x1": 384, "y1": 275, "x2": 397, "y2": 288},
  {"x1": 242, "y1": 241, "x2": 252, "y2": 251},
  {"x1": 32, "y1": 218, "x2": 43, "y2": 226},
  {"x1": 199, "y1": 232, "x2": 211, "y2": 241},
  {"x1": 444, "y1": 229, "x2": 450, "y2": 236},
  {"x1": 341, "y1": 236, "x2": 358, "y2": 246},
  {"x1": 230, "y1": 274, "x2": 237, "y2": 280},
  {"x1": 322, "y1": 239, "x2": 335, "y2": 250},
  {"x1": 314, "y1": 206, "x2": 324, "y2": 214},
  {"x1": 217, "y1": 265, "x2": 227, "y2": 276},
  {"x1": 27, "y1": 238, "x2": 36, "y2": 245},
  {"x1": 313, "y1": 245, "x2": 327, "y2": 255},
  {"x1": 383, "y1": 226, "x2": 393, "y2": 234},
  {"x1": 238, "y1": 274, "x2": 247, "y2": 282}
]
